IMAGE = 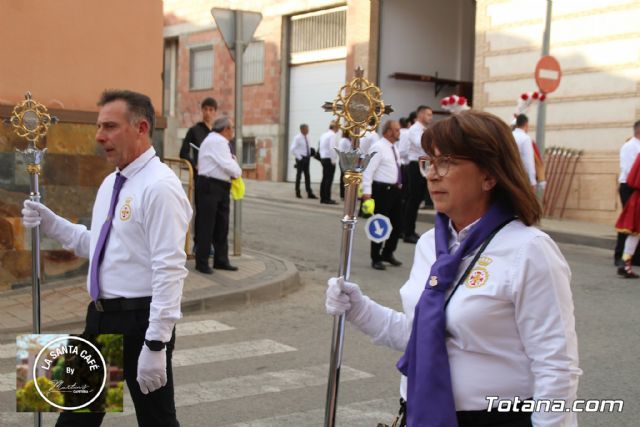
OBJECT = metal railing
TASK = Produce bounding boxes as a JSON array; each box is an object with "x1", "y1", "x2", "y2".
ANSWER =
[
  {"x1": 542, "y1": 147, "x2": 582, "y2": 218},
  {"x1": 164, "y1": 157, "x2": 195, "y2": 256}
]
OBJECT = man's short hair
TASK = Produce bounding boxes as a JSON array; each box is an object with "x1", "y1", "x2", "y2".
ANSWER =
[
  {"x1": 382, "y1": 119, "x2": 398, "y2": 135},
  {"x1": 213, "y1": 116, "x2": 232, "y2": 133},
  {"x1": 201, "y1": 97, "x2": 218, "y2": 110},
  {"x1": 300, "y1": 123, "x2": 308, "y2": 131},
  {"x1": 416, "y1": 105, "x2": 432, "y2": 114},
  {"x1": 408, "y1": 112, "x2": 417, "y2": 124},
  {"x1": 329, "y1": 121, "x2": 338, "y2": 130},
  {"x1": 399, "y1": 117, "x2": 408, "y2": 128},
  {"x1": 98, "y1": 89, "x2": 155, "y2": 137},
  {"x1": 634, "y1": 120, "x2": 640, "y2": 134},
  {"x1": 515, "y1": 114, "x2": 529, "y2": 128}
]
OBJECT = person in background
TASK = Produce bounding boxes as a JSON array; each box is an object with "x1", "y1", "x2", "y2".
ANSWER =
[
  {"x1": 511, "y1": 114, "x2": 537, "y2": 190},
  {"x1": 337, "y1": 129, "x2": 353, "y2": 200},
  {"x1": 23, "y1": 90, "x2": 191, "y2": 427},
  {"x1": 326, "y1": 110, "x2": 580, "y2": 427},
  {"x1": 362, "y1": 120, "x2": 404, "y2": 270},
  {"x1": 289, "y1": 123, "x2": 317, "y2": 199},
  {"x1": 614, "y1": 120, "x2": 640, "y2": 267},
  {"x1": 319, "y1": 121, "x2": 339, "y2": 205},
  {"x1": 403, "y1": 105, "x2": 433, "y2": 243},
  {"x1": 397, "y1": 117, "x2": 411, "y2": 238},
  {"x1": 195, "y1": 116, "x2": 242, "y2": 274}
]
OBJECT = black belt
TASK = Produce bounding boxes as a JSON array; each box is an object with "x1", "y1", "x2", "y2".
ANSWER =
[
  {"x1": 94, "y1": 296, "x2": 152, "y2": 312},
  {"x1": 373, "y1": 181, "x2": 401, "y2": 190}
]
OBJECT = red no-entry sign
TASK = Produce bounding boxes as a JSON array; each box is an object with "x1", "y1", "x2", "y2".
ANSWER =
[{"x1": 535, "y1": 55, "x2": 562, "y2": 94}]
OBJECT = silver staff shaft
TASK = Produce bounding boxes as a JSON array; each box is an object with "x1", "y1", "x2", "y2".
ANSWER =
[
  {"x1": 324, "y1": 157, "x2": 362, "y2": 427},
  {"x1": 29, "y1": 172, "x2": 42, "y2": 334}
]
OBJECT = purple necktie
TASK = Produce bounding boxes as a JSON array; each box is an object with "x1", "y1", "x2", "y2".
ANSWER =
[
  {"x1": 89, "y1": 173, "x2": 127, "y2": 302},
  {"x1": 397, "y1": 202, "x2": 514, "y2": 427},
  {"x1": 391, "y1": 144, "x2": 402, "y2": 186}
]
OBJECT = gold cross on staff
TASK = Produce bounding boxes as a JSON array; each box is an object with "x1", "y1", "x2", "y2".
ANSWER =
[
  {"x1": 6, "y1": 92, "x2": 58, "y2": 147},
  {"x1": 321, "y1": 66, "x2": 393, "y2": 141}
]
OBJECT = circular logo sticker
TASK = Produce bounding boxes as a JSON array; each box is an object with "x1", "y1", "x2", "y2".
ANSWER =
[
  {"x1": 119, "y1": 197, "x2": 132, "y2": 221},
  {"x1": 465, "y1": 267, "x2": 489, "y2": 289},
  {"x1": 32, "y1": 336, "x2": 107, "y2": 410}
]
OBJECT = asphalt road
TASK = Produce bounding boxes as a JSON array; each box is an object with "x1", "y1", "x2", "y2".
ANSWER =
[{"x1": 1, "y1": 196, "x2": 638, "y2": 426}]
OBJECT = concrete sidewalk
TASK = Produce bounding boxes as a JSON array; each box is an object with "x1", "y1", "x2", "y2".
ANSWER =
[
  {"x1": 244, "y1": 179, "x2": 617, "y2": 250},
  {"x1": 0, "y1": 249, "x2": 300, "y2": 334}
]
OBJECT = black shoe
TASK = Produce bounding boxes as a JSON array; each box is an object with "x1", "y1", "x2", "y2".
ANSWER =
[
  {"x1": 214, "y1": 263, "x2": 239, "y2": 271},
  {"x1": 371, "y1": 261, "x2": 386, "y2": 270},
  {"x1": 403, "y1": 235, "x2": 419, "y2": 244},
  {"x1": 381, "y1": 255, "x2": 402, "y2": 266},
  {"x1": 324, "y1": 199, "x2": 338, "y2": 205},
  {"x1": 195, "y1": 265, "x2": 214, "y2": 274},
  {"x1": 296, "y1": 193, "x2": 302, "y2": 199},
  {"x1": 617, "y1": 265, "x2": 639, "y2": 279},
  {"x1": 308, "y1": 193, "x2": 318, "y2": 199}
]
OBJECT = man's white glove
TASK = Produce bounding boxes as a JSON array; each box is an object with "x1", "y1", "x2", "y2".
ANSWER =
[
  {"x1": 325, "y1": 276, "x2": 367, "y2": 322},
  {"x1": 137, "y1": 345, "x2": 167, "y2": 394},
  {"x1": 21, "y1": 200, "x2": 59, "y2": 236}
]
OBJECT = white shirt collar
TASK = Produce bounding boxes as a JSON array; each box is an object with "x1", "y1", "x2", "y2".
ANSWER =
[
  {"x1": 447, "y1": 217, "x2": 481, "y2": 249},
  {"x1": 117, "y1": 146, "x2": 156, "y2": 179}
]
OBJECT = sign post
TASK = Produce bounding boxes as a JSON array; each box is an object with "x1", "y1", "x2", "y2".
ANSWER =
[
  {"x1": 211, "y1": 8, "x2": 262, "y2": 256},
  {"x1": 535, "y1": 0, "x2": 555, "y2": 155}
]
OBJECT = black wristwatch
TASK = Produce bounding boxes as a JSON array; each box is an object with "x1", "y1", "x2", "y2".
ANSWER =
[{"x1": 144, "y1": 339, "x2": 166, "y2": 351}]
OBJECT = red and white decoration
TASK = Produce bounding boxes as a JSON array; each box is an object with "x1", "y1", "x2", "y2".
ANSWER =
[
  {"x1": 440, "y1": 95, "x2": 470, "y2": 115},
  {"x1": 514, "y1": 91, "x2": 546, "y2": 116}
]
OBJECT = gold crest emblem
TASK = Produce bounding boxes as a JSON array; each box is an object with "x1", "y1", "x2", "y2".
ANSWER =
[
  {"x1": 119, "y1": 197, "x2": 132, "y2": 221},
  {"x1": 429, "y1": 276, "x2": 438, "y2": 287}
]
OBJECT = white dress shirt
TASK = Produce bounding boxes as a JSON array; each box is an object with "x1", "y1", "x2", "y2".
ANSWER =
[
  {"x1": 619, "y1": 136, "x2": 640, "y2": 183},
  {"x1": 397, "y1": 128, "x2": 410, "y2": 165},
  {"x1": 512, "y1": 128, "x2": 537, "y2": 186},
  {"x1": 198, "y1": 131, "x2": 242, "y2": 181},
  {"x1": 359, "y1": 131, "x2": 380, "y2": 155},
  {"x1": 49, "y1": 147, "x2": 193, "y2": 343},
  {"x1": 338, "y1": 137, "x2": 352, "y2": 153},
  {"x1": 290, "y1": 133, "x2": 310, "y2": 160},
  {"x1": 407, "y1": 121, "x2": 426, "y2": 161},
  {"x1": 319, "y1": 129, "x2": 338, "y2": 164},
  {"x1": 362, "y1": 138, "x2": 401, "y2": 194},
  {"x1": 347, "y1": 220, "x2": 581, "y2": 427}
]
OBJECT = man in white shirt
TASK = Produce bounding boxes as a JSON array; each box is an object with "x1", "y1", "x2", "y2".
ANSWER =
[
  {"x1": 22, "y1": 90, "x2": 192, "y2": 426},
  {"x1": 403, "y1": 105, "x2": 433, "y2": 243},
  {"x1": 512, "y1": 114, "x2": 537, "y2": 189},
  {"x1": 319, "y1": 122, "x2": 339, "y2": 204},
  {"x1": 196, "y1": 116, "x2": 242, "y2": 274},
  {"x1": 289, "y1": 123, "x2": 317, "y2": 199},
  {"x1": 614, "y1": 120, "x2": 640, "y2": 266},
  {"x1": 362, "y1": 120, "x2": 404, "y2": 270},
  {"x1": 359, "y1": 129, "x2": 380, "y2": 155}
]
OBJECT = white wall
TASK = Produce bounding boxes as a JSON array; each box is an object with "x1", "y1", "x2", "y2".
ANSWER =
[{"x1": 378, "y1": 0, "x2": 476, "y2": 121}]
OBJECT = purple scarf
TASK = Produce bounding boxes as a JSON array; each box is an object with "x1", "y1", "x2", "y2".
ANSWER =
[{"x1": 397, "y1": 202, "x2": 514, "y2": 427}]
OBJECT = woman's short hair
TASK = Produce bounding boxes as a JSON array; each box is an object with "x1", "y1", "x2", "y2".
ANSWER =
[{"x1": 421, "y1": 110, "x2": 541, "y2": 225}]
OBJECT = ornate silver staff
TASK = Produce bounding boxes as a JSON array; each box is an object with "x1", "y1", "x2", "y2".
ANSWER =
[{"x1": 322, "y1": 67, "x2": 392, "y2": 427}]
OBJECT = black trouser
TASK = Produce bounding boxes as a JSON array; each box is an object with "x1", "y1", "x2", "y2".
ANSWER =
[
  {"x1": 403, "y1": 161, "x2": 429, "y2": 236},
  {"x1": 56, "y1": 302, "x2": 178, "y2": 427},
  {"x1": 196, "y1": 176, "x2": 231, "y2": 268},
  {"x1": 294, "y1": 156, "x2": 312, "y2": 195},
  {"x1": 371, "y1": 182, "x2": 402, "y2": 262},
  {"x1": 615, "y1": 183, "x2": 634, "y2": 265},
  {"x1": 456, "y1": 409, "x2": 532, "y2": 427},
  {"x1": 192, "y1": 176, "x2": 199, "y2": 245},
  {"x1": 339, "y1": 165, "x2": 345, "y2": 199},
  {"x1": 320, "y1": 158, "x2": 336, "y2": 202}
]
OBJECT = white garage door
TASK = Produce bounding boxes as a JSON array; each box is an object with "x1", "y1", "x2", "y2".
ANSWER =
[{"x1": 287, "y1": 60, "x2": 346, "y2": 184}]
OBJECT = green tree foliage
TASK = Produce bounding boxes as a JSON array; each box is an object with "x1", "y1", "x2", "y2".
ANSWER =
[
  {"x1": 95, "y1": 335, "x2": 123, "y2": 367},
  {"x1": 16, "y1": 377, "x2": 63, "y2": 412},
  {"x1": 106, "y1": 381, "x2": 124, "y2": 412}
]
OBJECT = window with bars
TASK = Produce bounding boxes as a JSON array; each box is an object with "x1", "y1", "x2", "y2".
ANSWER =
[
  {"x1": 243, "y1": 41, "x2": 265, "y2": 85},
  {"x1": 189, "y1": 46, "x2": 213, "y2": 90},
  {"x1": 290, "y1": 6, "x2": 347, "y2": 54},
  {"x1": 242, "y1": 137, "x2": 256, "y2": 165}
]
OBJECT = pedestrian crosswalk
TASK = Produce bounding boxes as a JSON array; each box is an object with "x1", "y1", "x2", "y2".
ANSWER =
[{"x1": 0, "y1": 317, "x2": 397, "y2": 426}]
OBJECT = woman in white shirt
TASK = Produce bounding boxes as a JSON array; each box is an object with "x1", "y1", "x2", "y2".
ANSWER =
[{"x1": 326, "y1": 111, "x2": 580, "y2": 427}]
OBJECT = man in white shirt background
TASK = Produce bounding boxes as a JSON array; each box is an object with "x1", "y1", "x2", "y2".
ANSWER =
[
  {"x1": 362, "y1": 120, "x2": 404, "y2": 270},
  {"x1": 289, "y1": 123, "x2": 317, "y2": 200},
  {"x1": 511, "y1": 114, "x2": 537, "y2": 190},
  {"x1": 614, "y1": 120, "x2": 640, "y2": 266},
  {"x1": 319, "y1": 121, "x2": 339, "y2": 204},
  {"x1": 195, "y1": 116, "x2": 242, "y2": 274},
  {"x1": 403, "y1": 105, "x2": 433, "y2": 244},
  {"x1": 22, "y1": 90, "x2": 192, "y2": 426}
]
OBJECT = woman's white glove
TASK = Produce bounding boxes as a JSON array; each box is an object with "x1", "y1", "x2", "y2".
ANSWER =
[
  {"x1": 21, "y1": 200, "x2": 60, "y2": 236},
  {"x1": 325, "y1": 276, "x2": 367, "y2": 322},
  {"x1": 137, "y1": 345, "x2": 167, "y2": 394}
]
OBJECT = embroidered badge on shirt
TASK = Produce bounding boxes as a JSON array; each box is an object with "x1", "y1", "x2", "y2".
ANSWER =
[
  {"x1": 465, "y1": 256, "x2": 492, "y2": 289},
  {"x1": 119, "y1": 197, "x2": 133, "y2": 221}
]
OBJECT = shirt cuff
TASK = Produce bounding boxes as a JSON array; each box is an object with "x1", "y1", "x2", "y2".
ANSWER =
[{"x1": 145, "y1": 320, "x2": 175, "y2": 342}]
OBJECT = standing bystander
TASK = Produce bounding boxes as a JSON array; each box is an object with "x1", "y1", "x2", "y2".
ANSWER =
[
  {"x1": 319, "y1": 122, "x2": 339, "y2": 204},
  {"x1": 511, "y1": 114, "x2": 537, "y2": 190},
  {"x1": 289, "y1": 123, "x2": 317, "y2": 199}
]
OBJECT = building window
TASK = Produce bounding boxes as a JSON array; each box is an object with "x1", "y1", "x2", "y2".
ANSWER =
[
  {"x1": 189, "y1": 46, "x2": 213, "y2": 90},
  {"x1": 242, "y1": 137, "x2": 256, "y2": 165},
  {"x1": 290, "y1": 6, "x2": 347, "y2": 54},
  {"x1": 243, "y1": 41, "x2": 264, "y2": 85}
]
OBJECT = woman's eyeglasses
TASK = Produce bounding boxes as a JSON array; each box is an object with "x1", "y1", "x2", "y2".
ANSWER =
[{"x1": 418, "y1": 155, "x2": 473, "y2": 177}]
